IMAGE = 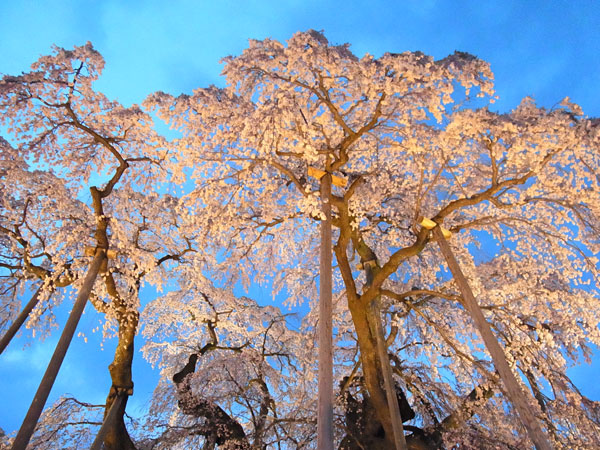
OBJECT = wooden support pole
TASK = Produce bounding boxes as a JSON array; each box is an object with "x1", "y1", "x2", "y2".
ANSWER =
[
  {"x1": 89, "y1": 393, "x2": 124, "y2": 450},
  {"x1": 317, "y1": 173, "x2": 334, "y2": 450},
  {"x1": 11, "y1": 250, "x2": 106, "y2": 450},
  {"x1": 365, "y1": 260, "x2": 407, "y2": 450},
  {"x1": 0, "y1": 285, "x2": 45, "y2": 355},
  {"x1": 369, "y1": 297, "x2": 408, "y2": 450},
  {"x1": 432, "y1": 225, "x2": 552, "y2": 450}
]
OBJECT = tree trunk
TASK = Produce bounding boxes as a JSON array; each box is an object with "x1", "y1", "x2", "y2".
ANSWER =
[
  {"x1": 369, "y1": 297, "x2": 408, "y2": 450},
  {"x1": 346, "y1": 299, "x2": 396, "y2": 448},
  {"x1": 333, "y1": 202, "x2": 399, "y2": 448},
  {"x1": 90, "y1": 394, "x2": 124, "y2": 450},
  {"x1": 102, "y1": 313, "x2": 138, "y2": 450},
  {"x1": 172, "y1": 353, "x2": 251, "y2": 449}
]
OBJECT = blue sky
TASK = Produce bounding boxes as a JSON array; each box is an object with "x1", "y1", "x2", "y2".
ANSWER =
[{"x1": 1, "y1": 0, "x2": 599, "y2": 438}]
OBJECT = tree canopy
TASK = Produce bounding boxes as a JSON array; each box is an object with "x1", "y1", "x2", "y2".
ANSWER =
[{"x1": 1, "y1": 31, "x2": 600, "y2": 449}]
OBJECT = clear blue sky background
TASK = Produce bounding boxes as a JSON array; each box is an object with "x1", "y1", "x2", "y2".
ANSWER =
[{"x1": 1, "y1": 0, "x2": 599, "y2": 438}]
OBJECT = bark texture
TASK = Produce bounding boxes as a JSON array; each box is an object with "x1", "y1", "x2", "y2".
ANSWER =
[
  {"x1": 172, "y1": 353, "x2": 251, "y2": 449},
  {"x1": 102, "y1": 315, "x2": 138, "y2": 450}
]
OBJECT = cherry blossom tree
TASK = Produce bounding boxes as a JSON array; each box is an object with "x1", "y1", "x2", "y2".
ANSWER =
[
  {"x1": 147, "y1": 30, "x2": 600, "y2": 449},
  {"x1": 0, "y1": 136, "x2": 87, "y2": 343},
  {"x1": 0, "y1": 44, "x2": 187, "y2": 450},
  {"x1": 1, "y1": 31, "x2": 600, "y2": 450},
  {"x1": 138, "y1": 273, "x2": 318, "y2": 449}
]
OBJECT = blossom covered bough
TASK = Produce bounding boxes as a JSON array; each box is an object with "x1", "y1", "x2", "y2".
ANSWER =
[
  {"x1": 0, "y1": 30, "x2": 599, "y2": 449},
  {"x1": 0, "y1": 44, "x2": 189, "y2": 449},
  {"x1": 148, "y1": 30, "x2": 600, "y2": 449}
]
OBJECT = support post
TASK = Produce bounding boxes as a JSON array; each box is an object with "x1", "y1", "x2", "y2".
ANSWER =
[
  {"x1": 89, "y1": 393, "x2": 124, "y2": 450},
  {"x1": 11, "y1": 250, "x2": 106, "y2": 450},
  {"x1": 370, "y1": 298, "x2": 408, "y2": 450},
  {"x1": 365, "y1": 259, "x2": 408, "y2": 450},
  {"x1": 0, "y1": 285, "x2": 45, "y2": 355},
  {"x1": 432, "y1": 225, "x2": 552, "y2": 450},
  {"x1": 317, "y1": 173, "x2": 334, "y2": 450}
]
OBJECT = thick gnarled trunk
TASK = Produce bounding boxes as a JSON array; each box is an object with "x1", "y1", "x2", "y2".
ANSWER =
[
  {"x1": 346, "y1": 298, "x2": 397, "y2": 446},
  {"x1": 172, "y1": 353, "x2": 251, "y2": 449},
  {"x1": 333, "y1": 198, "x2": 400, "y2": 447}
]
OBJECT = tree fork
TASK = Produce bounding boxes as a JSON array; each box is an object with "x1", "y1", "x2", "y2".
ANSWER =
[
  {"x1": 336, "y1": 195, "x2": 407, "y2": 448},
  {"x1": 11, "y1": 249, "x2": 106, "y2": 450}
]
